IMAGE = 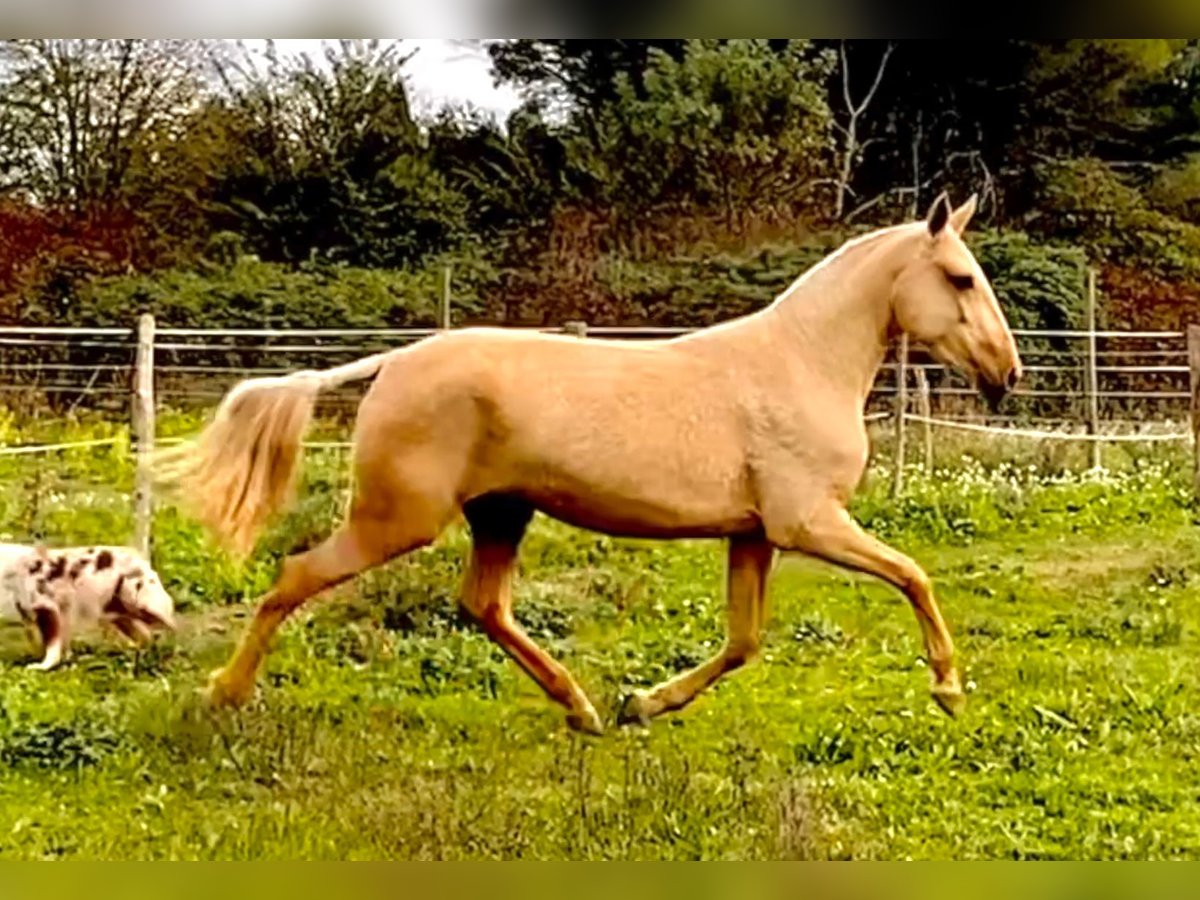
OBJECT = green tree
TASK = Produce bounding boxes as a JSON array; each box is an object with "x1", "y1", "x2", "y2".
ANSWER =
[
  {"x1": 567, "y1": 40, "x2": 836, "y2": 222},
  {"x1": 488, "y1": 40, "x2": 687, "y2": 121},
  {"x1": 202, "y1": 40, "x2": 468, "y2": 268}
]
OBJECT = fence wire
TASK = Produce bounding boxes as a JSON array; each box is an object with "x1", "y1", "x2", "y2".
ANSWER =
[{"x1": 0, "y1": 323, "x2": 1192, "y2": 429}]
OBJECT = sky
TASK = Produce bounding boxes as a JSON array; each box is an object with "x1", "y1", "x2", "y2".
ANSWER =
[{"x1": 260, "y1": 39, "x2": 524, "y2": 122}]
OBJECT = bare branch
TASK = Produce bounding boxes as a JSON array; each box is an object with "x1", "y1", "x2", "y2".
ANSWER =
[
  {"x1": 839, "y1": 41, "x2": 853, "y2": 114},
  {"x1": 854, "y1": 41, "x2": 894, "y2": 117}
]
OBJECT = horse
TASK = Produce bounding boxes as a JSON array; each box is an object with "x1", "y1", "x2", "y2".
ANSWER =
[{"x1": 159, "y1": 192, "x2": 1021, "y2": 734}]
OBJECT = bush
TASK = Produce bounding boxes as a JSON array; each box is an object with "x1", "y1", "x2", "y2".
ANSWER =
[
  {"x1": 585, "y1": 228, "x2": 1087, "y2": 330},
  {"x1": 16, "y1": 254, "x2": 495, "y2": 329},
  {"x1": 1036, "y1": 157, "x2": 1200, "y2": 279},
  {"x1": 969, "y1": 230, "x2": 1089, "y2": 330}
]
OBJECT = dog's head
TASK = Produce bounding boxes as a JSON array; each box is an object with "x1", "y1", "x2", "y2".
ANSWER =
[
  {"x1": 131, "y1": 574, "x2": 176, "y2": 631},
  {"x1": 106, "y1": 567, "x2": 176, "y2": 632}
]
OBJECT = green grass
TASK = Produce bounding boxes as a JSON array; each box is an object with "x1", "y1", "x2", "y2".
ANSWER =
[{"x1": 2, "y1": 410, "x2": 1200, "y2": 859}]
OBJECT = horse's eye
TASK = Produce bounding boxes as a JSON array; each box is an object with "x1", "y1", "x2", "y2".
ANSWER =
[{"x1": 948, "y1": 273, "x2": 974, "y2": 291}]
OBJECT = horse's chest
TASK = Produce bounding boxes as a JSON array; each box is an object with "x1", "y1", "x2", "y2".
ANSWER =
[{"x1": 752, "y1": 415, "x2": 869, "y2": 494}]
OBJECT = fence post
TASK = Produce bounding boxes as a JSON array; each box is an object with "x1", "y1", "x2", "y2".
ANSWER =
[
  {"x1": 132, "y1": 313, "x2": 156, "y2": 559},
  {"x1": 564, "y1": 320, "x2": 588, "y2": 338},
  {"x1": 1084, "y1": 267, "x2": 1101, "y2": 469},
  {"x1": 891, "y1": 334, "x2": 909, "y2": 498},
  {"x1": 440, "y1": 264, "x2": 452, "y2": 330},
  {"x1": 915, "y1": 364, "x2": 932, "y2": 471},
  {"x1": 1189, "y1": 325, "x2": 1200, "y2": 496}
]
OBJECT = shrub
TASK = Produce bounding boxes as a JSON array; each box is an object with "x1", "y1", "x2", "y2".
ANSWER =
[
  {"x1": 968, "y1": 230, "x2": 1089, "y2": 330},
  {"x1": 1036, "y1": 157, "x2": 1200, "y2": 279},
  {"x1": 585, "y1": 228, "x2": 1088, "y2": 330},
  {"x1": 16, "y1": 254, "x2": 494, "y2": 329}
]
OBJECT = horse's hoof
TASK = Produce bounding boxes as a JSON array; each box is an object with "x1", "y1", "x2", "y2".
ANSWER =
[
  {"x1": 566, "y1": 707, "x2": 605, "y2": 736},
  {"x1": 203, "y1": 668, "x2": 254, "y2": 709},
  {"x1": 616, "y1": 691, "x2": 652, "y2": 728},
  {"x1": 932, "y1": 685, "x2": 967, "y2": 718}
]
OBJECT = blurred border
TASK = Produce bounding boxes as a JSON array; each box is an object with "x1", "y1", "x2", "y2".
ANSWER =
[
  {"x1": 5, "y1": 0, "x2": 1199, "y2": 39},
  {"x1": 0, "y1": 862, "x2": 1189, "y2": 897}
]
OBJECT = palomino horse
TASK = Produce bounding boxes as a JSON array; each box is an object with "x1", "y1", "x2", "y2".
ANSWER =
[{"x1": 161, "y1": 192, "x2": 1021, "y2": 734}]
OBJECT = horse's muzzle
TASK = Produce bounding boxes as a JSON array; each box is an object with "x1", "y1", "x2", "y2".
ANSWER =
[{"x1": 980, "y1": 365, "x2": 1021, "y2": 413}]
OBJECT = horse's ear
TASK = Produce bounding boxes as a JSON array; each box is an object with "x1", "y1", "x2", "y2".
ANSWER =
[
  {"x1": 949, "y1": 193, "x2": 978, "y2": 235},
  {"x1": 926, "y1": 191, "x2": 951, "y2": 236}
]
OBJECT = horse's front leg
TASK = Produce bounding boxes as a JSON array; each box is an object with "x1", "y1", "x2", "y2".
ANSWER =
[
  {"x1": 618, "y1": 532, "x2": 775, "y2": 726},
  {"x1": 775, "y1": 503, "x2": 964, "y2": 716}
]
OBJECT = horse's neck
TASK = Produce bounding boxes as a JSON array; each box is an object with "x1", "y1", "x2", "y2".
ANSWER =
[{"x1": 766, "y1": 227, "x2": 910, "y2": 403}]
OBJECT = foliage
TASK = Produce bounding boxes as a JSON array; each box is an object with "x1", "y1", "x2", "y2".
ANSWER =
[
  {"x1": 0, "y1": 199, "x2": 147, "y2": 322},
  {"x1": 0, "y1": 40, "x2": 218, "y2": 211},
  {"x1": 2, "y1": 39, "x2": 1200, "y2": 342},
  {"x1": 427, "y1": 105, "x2": 575, "y2": 238},
  {"x1": 488, "y1": 40, "x2": 689, "y2": 119},
  {"x1": 510, "y1": 228, "x2": 1088, "y2": 329},
  {"x1": 13, "y1": 254, "x2": 492, "y2": 329},
  {"x1": 967, "y1": 230, "x2": 1089, "y2": 330},
  {"x1": 566, "y1": 40, "x2": 836, "y2": 220},
  {"x1": 1035, "y1": 157, "x2": 1200, "y2": 278},
  {"x1": 196, "y1": 40, "x2": 471, "y2": 270}
]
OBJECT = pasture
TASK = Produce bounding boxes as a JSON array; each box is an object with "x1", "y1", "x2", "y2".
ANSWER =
[{"x1": 1, "y1": 411, "x2": 1199, "y2": 859}]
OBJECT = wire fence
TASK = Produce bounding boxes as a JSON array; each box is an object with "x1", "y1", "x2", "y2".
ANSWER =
[
  {"x1": 2, "y1": 318, "x2": 1198, "y2": 549},
  {"x1": 0, "y1": 322, "x2": 1192, "y2": 427}
]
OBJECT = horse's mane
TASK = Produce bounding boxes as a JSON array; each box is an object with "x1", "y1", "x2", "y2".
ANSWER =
[{"x1": 769, "y1": 223, "x2": 912, "y2": 310}]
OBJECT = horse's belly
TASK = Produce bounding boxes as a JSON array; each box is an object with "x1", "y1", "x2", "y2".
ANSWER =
[{"x1": 515, "y1": 471, "x2": 759, "y2": 539}]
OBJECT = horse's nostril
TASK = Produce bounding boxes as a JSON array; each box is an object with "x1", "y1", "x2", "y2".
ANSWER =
[{"x1": 1005, "y1": 367, "x2": 1020, "y2": 391}]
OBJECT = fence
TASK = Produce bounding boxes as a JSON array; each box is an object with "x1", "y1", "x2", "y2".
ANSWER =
[{"x1": 2, "y1": 315, "x2": 1199, "y2": 554}]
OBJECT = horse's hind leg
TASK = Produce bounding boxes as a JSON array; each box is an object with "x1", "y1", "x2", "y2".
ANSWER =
[
  {"x1": 618, "y1": 533, "x2": 774, "y2": 726},
  {"x1": 205, "y1": 502, "x2": 444, "y2": 708},
  {"x1": 460, "y1": 495, "x2": 604, "y2": 736}
]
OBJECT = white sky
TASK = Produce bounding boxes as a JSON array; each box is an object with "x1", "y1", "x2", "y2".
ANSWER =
[{"x1": 262, "y1": 39, "x2": 523, "y2": 122}]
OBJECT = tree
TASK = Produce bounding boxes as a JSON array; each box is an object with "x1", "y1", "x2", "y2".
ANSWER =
[
  {"x1": 426, "y1": 102, "x2": 573, "y2": 237},
  {"x1": 831, "y1": 40, "x2": 894, "y2": 219},
  {"x1": 488, "y1": 40, "x2": 687, "y2": 121},
  {"x1": 201, "y1": 40, "x2": 468, "y2": 268},
  {"x1": 823, "y1": 40, "x2": 1198, "y2": 225},
  {"x1": 0, "y1": 40, "x2": 218, "y2": 211},
  {"x1": 566, "y1": 40, "x2": 836, "y2": 222}
]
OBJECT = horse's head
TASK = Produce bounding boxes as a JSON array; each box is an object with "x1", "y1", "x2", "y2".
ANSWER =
[{"x1": 892, "y1": 192, "x2": 1022, "y2": 411}]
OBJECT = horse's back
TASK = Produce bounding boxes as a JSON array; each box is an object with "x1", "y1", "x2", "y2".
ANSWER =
[{"x1": 352, "y1": 326, "x2": 759, "y2": 534}]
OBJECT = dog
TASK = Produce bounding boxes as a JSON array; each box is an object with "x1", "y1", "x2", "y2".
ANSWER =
[{"x1": 0, "y1": 543, "x2": 175, "y2": 670}]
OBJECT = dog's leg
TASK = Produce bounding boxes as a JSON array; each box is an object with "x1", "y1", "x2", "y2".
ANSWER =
[
  {"x1": 27, "y1": 602, "x2": 66, "y2": 671},
  {"x1": 110, "y1": 616, "x2": 152, "y2": 645}
]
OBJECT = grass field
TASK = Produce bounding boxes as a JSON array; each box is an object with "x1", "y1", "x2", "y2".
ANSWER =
[{"x1": 1, "y1": 411, "x2": 1200, "y2": 859}]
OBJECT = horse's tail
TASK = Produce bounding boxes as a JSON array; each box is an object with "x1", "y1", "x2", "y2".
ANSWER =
[{"x1": 156, "y1": 351, "x2": 392, "y2": 557}]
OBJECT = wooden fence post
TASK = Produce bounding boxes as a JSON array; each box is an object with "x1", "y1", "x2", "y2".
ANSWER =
[
  {"x1": 132, "y1": 313, "x2": 156, "y2": 559},
  {"x1": 564, "y1": 320, "x2": 588, "y2": 338},
  {"x1": 891, "y1": 334, "x2": 909, "y2": 498},
  {"x1": 1189, "y1": 325, "x2": 1200, "y2": 496},
  {"x1": 915, "y1": 364, "x2": 932, "y2": 471},
  {"x1": 1084, "y1": 267, "x2": 1101, "y2": 469},
  {"x1": 440, "y1": 265, "x2": 452, "y2": 330}
]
